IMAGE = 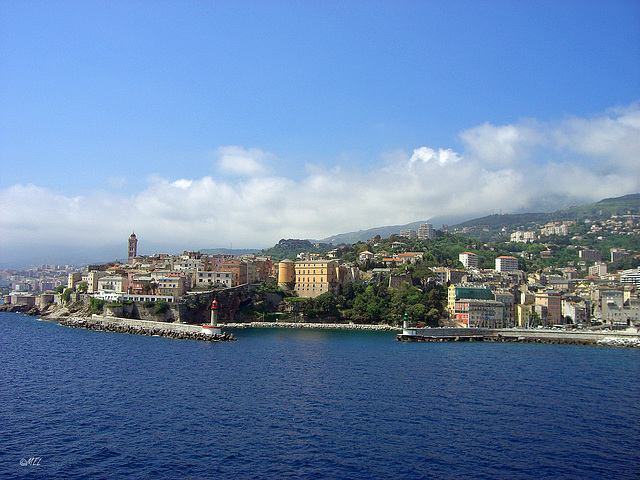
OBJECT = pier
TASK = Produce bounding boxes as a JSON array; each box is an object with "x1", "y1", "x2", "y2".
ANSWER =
[
  {"x1": 396, "y1": 327, "x2": 640, "y2": 347},
  {"x1": 59, "y1": 315, "x2": 236, "y2": 342}
]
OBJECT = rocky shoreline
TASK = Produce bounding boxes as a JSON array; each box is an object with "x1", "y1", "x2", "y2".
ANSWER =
[{"x1": 0, "y1": 302, "x2": 44, "y2": 316}]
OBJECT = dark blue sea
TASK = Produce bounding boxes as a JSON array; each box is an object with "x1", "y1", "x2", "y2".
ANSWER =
[{"x1": 1, "y1": 312, "x2": 639, "y2": 480}]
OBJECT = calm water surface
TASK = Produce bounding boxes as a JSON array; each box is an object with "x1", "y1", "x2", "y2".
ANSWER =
[{"x1": 1, "y1": 312, "x2": 639, "y2": 479}]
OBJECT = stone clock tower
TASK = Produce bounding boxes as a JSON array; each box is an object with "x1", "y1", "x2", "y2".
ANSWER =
[{"x1": 128, "y1": 233, "x2": 137, "y2": 264}]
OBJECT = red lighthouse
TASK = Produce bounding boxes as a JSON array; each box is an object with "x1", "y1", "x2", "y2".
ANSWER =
[
  {"x1": 210, "y1": 300, "x2": 219, "y2": 326},
  {"x1": 202, "y1": 299, "x2": 222, "y2": 335}
]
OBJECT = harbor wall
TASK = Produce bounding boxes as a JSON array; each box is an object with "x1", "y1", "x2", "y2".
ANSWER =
[
  {"x1": 223, "y1": 321, "x2": 400, "y2": 331},
  {"x1": 397, "y1": 327, "x2": 640, "y2": 347}
]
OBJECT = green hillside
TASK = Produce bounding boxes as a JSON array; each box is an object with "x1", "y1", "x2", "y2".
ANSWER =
[
  {"x1": 260, "y1": 239, "x2": 336, "y2": 261},
  {"x1": 451, "y1": 193, "x2": 640, "y2": 242}
]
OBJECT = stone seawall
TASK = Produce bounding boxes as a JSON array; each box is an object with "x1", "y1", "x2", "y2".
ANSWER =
[
  {"x1": 396, "y1": 327, "x2": 640, "y2": 347},
  {"x1": 223, "y1": 321, "x2": 401, "y2": 331},
  {"x1": 59, "y1": 315, "x2": 236, "y2": 342}
]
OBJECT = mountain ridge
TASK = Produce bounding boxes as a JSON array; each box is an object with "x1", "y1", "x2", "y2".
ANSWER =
[{"x1": 316, "y1": 193, "x2": 640, "y2": 245}]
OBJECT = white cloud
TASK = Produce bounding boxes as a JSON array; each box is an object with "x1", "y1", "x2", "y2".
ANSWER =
[
  {"x1": 459, "y1": 122, "x2": 541, "y2": 166},
  {"x1": 553, "y1": 106, "x2": 640, "y2": 169},
  {"x1": 460, "y1": 103, "x2": 640, "y2": 174},
  {"x1": 172, "y1": 179, "x2": 193, "y2": 189},
  {"x1": 215, "y1": 146, "x2": 272, "y2": 176},
  {"x1": 409, "y1": 147, "x2": 461, "y2": 166},
  {"x1": 1, "y1": 104, "x2": 639, "y2": 266}
]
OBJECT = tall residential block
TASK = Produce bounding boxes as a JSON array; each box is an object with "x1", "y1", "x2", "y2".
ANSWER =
[
  {"x1": 417, "y1": 223, "x2": 435, "y2": 240},
  {"x1": 458, "y1": 252, "x2": 478, "y2": 269},
  {"x1": 495, "y1": 256, "x2": 518, "y2": 272},
  {"x1": 579, "y1": 248, "x2": 601, "y2": 262},
  {"x1": 610, "y1": 248, "x2": 630, "y2": 262}
]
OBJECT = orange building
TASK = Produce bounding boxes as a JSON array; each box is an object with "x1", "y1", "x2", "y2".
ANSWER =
[
  {"x1": 220, "y1": 258, "x2": 247, "y2": 286},
  {"x1": 535, "y1": 290, "x2": 562, "y2": 325}
]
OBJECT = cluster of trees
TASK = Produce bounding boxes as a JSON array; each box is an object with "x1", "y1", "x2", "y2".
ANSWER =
[
  {"x1": 333, "y1": 233, "x2": 476, "y2": 270},
  {"x1": 277, "y1": 280, "x2": 447, "y2": 327},
  {"x1": 262, "y1": 239, "x2": 334, "y2": 261}
]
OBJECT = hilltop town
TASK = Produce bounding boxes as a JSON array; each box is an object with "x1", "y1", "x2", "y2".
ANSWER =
[{"x1": 2, "y1": 197, "x2": 640, "y2": 330}]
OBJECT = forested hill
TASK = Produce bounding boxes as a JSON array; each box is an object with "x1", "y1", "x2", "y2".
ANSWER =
[
  {"x1": 261, "y1": 239, "x2": 336, "y2": 262},
  {"x1": 236, "y1": 193, "x2": 640, "y2": 259}
]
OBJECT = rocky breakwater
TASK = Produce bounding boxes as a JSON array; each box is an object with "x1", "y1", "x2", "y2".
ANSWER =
[
  {"x1": 59, "y1": 316, "x2": 236, "y2": 342},
  {"x1": 596, "y1": 337, "x2": 640, "y2": 348}
]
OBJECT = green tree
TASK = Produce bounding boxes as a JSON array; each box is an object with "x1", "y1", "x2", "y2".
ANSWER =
[
  {"x1": 61, "y1": 288, "x2": 74, "y2": 304},
  {"x1": 154, "y1": 300, "x2": 169, "y2": 314},
  {"x1": 89, "y1": 297, "x2": 105, "y2": 314},
  {"x1": 315, "y1": 292, "x2": 339, "y2": 318}
]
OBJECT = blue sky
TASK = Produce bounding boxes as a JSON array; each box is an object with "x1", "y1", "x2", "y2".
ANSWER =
[{"x1": 1, "y1": 1, "x2": 639, "y2": 267}]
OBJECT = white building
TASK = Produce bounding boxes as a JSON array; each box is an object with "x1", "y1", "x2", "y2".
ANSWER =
[
  {"x1": 196, "y1": 270, "x2": 234, "y2": 288},
  {"x1": 621, "y1": 268, "x2": 640, "y2": 286},
  {"x1": 459, "y1": 252, "x2": 478, "y2": 269},
  {"x1": 510, "y1": 231, "x2": 537, "y2": 243},
  {"x1": 399, "y1": 229, "x2": 417, "y2": 239},
  {"x1": 359, "y1": 251, "x2": 375, "y2": 262},
  {"x1": 495, "y1": 256, "x2": 519, "y2": 272},
  {"x1": 562, "y1": 300, "x2": 587, "y2": 324},
  {"x1": 417, "y1": 223, "x2": 435, "y2": 240},
  {"x1": 540, "y1": 223, "x2": 569, "y2": 236},
  {"x1": 600, "y1": 289, "x2": 640, "y2": 326},
  {"x1": 588, "y1": 262, "x2": 608, "y2": 277}
]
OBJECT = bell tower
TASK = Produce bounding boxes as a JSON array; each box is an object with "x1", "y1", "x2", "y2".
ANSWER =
[{"x1": 128, "y1": 233, "x2": 137, "y2": 264}]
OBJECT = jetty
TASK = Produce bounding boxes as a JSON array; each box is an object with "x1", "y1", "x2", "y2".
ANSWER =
[
  {"x1": 396, "y1": 326, "x2": 640, "y2": 347},
  {"x1": 59, "y1": 315, "x2": 236, "y2": 342},
  {"x1": 222, "y1": 321, "x2": 400, "y2": 331}
]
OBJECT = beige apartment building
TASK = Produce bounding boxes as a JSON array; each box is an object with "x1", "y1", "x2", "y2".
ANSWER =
[{"x1": 294, "y1": 260, "x2": 340, "y2": 298}]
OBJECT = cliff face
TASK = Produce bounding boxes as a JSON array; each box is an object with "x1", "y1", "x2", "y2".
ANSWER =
[
  {"x1": 0, "y1": 299, "x2": 91, "y2": 319},
  {"x1": 183, "y1": 285, "x2": 260, "y2": 324},
  {"x1": 1, "y1": 284, "x2": 281, "y2": 325}
]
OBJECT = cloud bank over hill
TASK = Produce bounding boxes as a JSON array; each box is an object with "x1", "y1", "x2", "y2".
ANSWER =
[{"x1": 1, "y1": 104, "x2": 639, "y2": 266}]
